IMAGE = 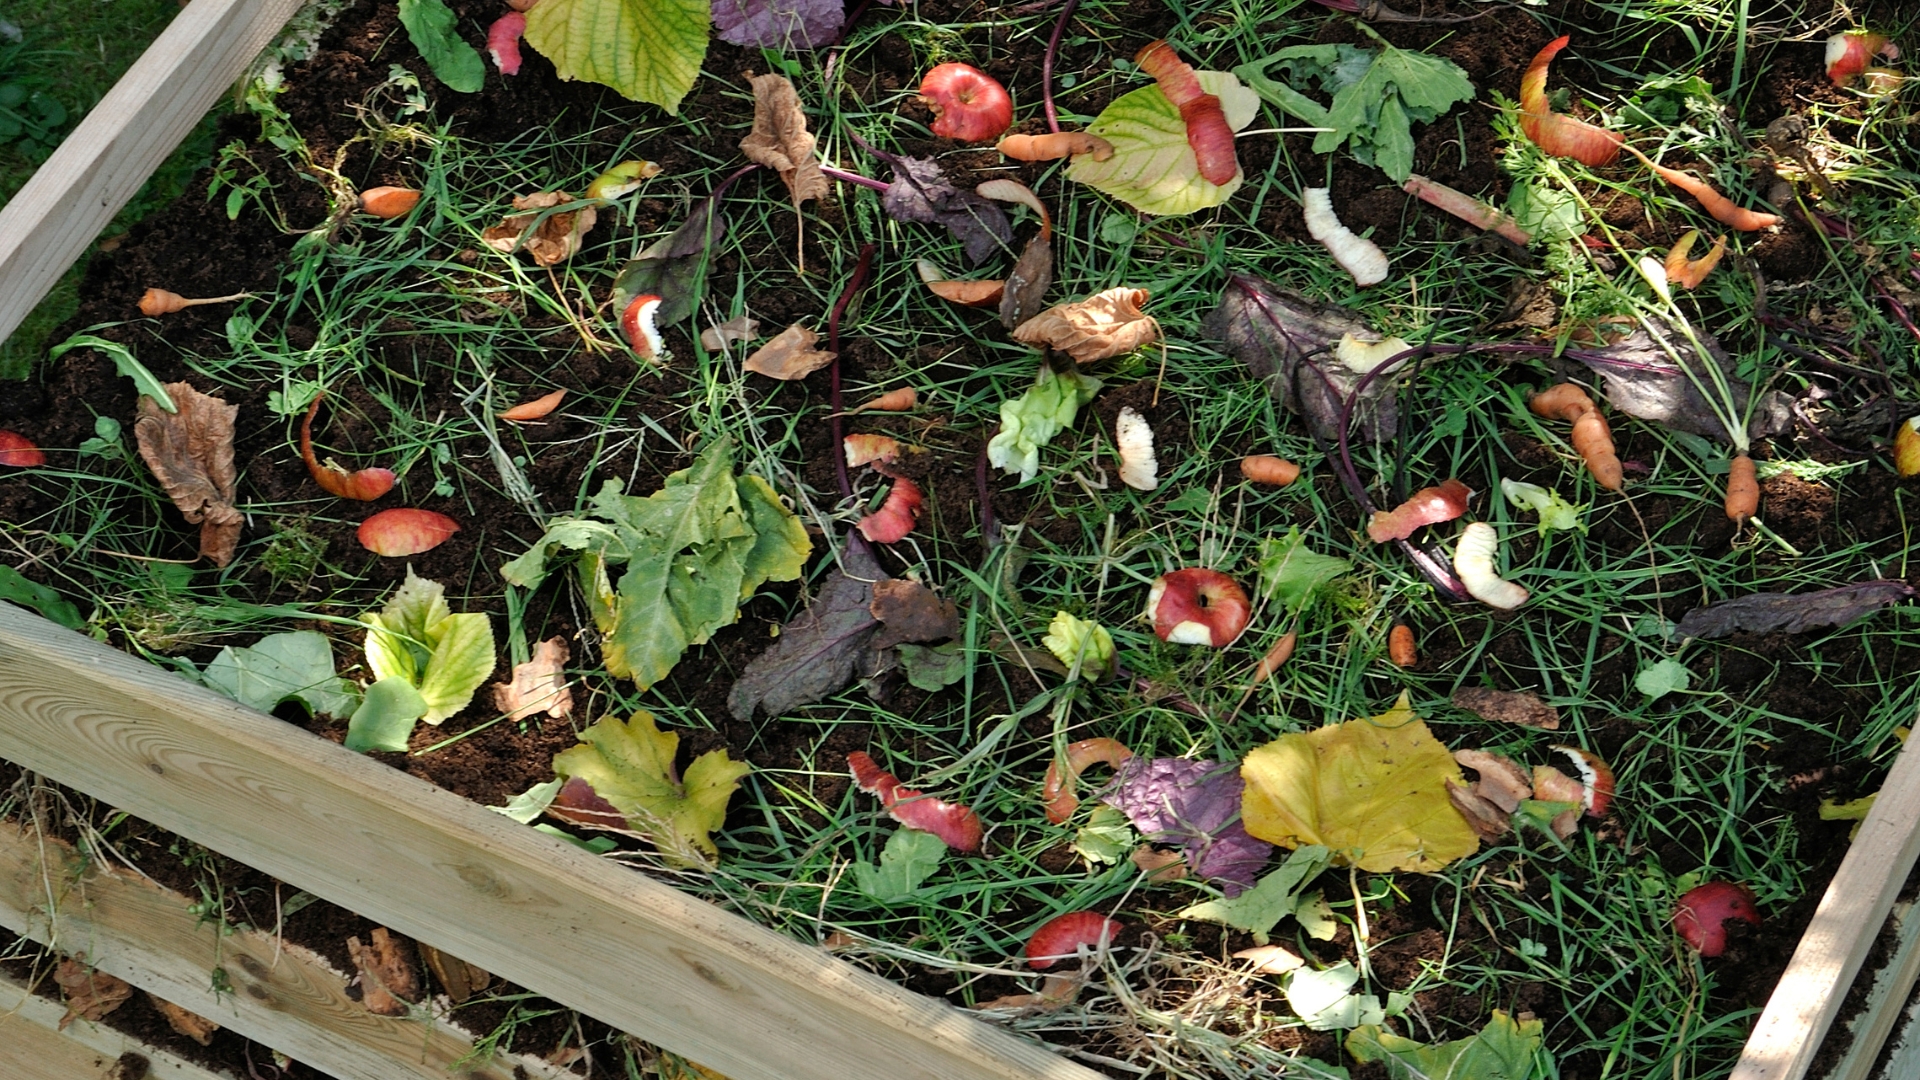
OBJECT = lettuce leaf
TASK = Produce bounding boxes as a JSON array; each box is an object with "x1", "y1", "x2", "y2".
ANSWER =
[
  {"x1": 1067, "y1": 71, "x2": 1260, "y2": 216},
  {"x1": 986, "y1": 364, "x2": 1102, "y2": 482},
  {"x1": 523, "y1": 0, "x2": 709, "y2": 113},
  {"x1": 360, "y1": 569, "x2": 496, "y2": 730}
]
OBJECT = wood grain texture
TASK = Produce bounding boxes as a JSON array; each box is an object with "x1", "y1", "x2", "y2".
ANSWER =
[
  {"x1": 0, "y1": 968, "x2": 232, "y2": 1080},
  {"x1": 0, "y1": 0, "x2": 306, "y2": 344},
  {"x1": 0, "y1": 821, "x2": 565, "y2": 1080},
  {"x1": 0, "y1": 602, "x2": 1098, "y2": 1080},
  {"x1": 1731, "y1": 729, "x2": 1920, "y2": 1080}
]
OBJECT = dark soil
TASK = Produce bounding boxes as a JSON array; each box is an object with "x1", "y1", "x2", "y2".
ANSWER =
[{"x1": 2, "y1": 0, "x2": 1917, "y2": 1077}]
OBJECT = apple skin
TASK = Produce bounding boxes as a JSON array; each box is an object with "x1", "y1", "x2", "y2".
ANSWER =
[
  {"x1": 919, "y1": 63, "x2": 1013, "y2": 143},
  {"x1": 1673, "y1": 881, "x2": 1761, "y2": 957},
  {"x1": 1146, "y1": 569, "x2": 1251, "y2": 648}
]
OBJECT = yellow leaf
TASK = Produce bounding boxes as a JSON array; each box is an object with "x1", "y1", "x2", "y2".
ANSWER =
[
  {"x1": 553, "y1": 712, "x2": 751, "y2": 864},
  {"x1": 1240, "y1": 692, "x2": 1479, "y2": 872},
  {"x1": 524, "y1": 0, "x2": 710, "y2": 114}
]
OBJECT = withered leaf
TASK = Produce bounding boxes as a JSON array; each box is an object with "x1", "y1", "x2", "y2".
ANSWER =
[
  {"x1": 135, "y1": 382, "x2": 240, "y2": 566},
  {"x1": 881, "y1": 157, "x2": 1011, "y2": 267},
  {"x1": 481, "y1": 191, "x2": 598, "y2": 266},
  {"x1": 1204, "y1": 273, "x2": 1399, "y2": 442},
  {"x1": 346, "y1": 927, "x2": 420, "y2": 1016},
  {"x1": 728, "y1": 542, "x2": 887, "y2": 720},
  {"x1": 1013, "y1": 288, "x2": 1159, "y2": 364},
  {"x1": 491, "y1": 635, "x2": 572, "y2": 720},
  {"x1": 419, "y1": 943, "x2": 491, "y2": 1005},
  {"x1": 148, "y1": 994, "x2": 219, "y2": 1045},
  {"x1": 1451, "y1": 687, "x2": 1560, "y2": 730},
  {"x1": 1131, "y1": 845, "x2": 1188, "y2": 882},
  {"x1": 700, "y1": 314, "x2": 760, "y2": 351},
  {"x1": 1446, "y1": 780, "x2": 1510, "y2": 842},
  {"x1": 613, "y1": 199, "x2": 729, "y2": 326},
  {"x1": 999, "y1": 232, "x2": 1054, "y2": 332},
  {"x1": 743, "y1": 323, "x2": 835, "y2": 380},
  {"x1": 55, "y1": 956, "x2": 132, "y2": 1029},
  {"x1": 740, "y1": 74, "x2": 830, "y2": 209},
  {"x1": 1234, "y1": 943, "x2": 1306, "y2": 974},
  {"x1": 1675, "y1": 580, "x2": 1915, "y2": 640},
  {"x1": 868, "y1": 579, "x2": 959, "y2": 650},
  {"x1": 1568, "y1": 320, "x2": 1791, "y2": 444},
  {"x1": 1454, "y1": 749, "x2": 1532, "y2": 814}
]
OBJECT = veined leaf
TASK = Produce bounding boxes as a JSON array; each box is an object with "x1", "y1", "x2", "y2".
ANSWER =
[
  {"x1": 397, "y1": 0, "x2": 486, "y2": 93},
  {"x1": 360, "y1": 569, "x2": 496, "y2": 730},
  {"x1": 1348, "y1": 1010, "x2": 1549, "y2": 1080},
  {"x1": 345, "y1": 676, "x2": 428, "y2": 753},
  {"x1": 49, "y1": 334, "x2": 175, "y2": 412},
  {"x1": 852, "y1": 828, "x2": 948, "y2": 903},
  {"x1": 551, "y1": 711, "x2": 752, "y2": 862},
  {"x1": 1180, "y1": 846, "x2": 1332, "y2": 944},
  {"x1": 204, "y1": 631, "x2": 357, "y2": 719},
  {"x1": 1068, "y1": 71, "x2": 1260, "y2": 216},
  {"x1": 0, "y1": 565, "x2": 83, "y2": 628},
  {"x1": 524, "y1": 0, "x2": 710, "y2": 113}
]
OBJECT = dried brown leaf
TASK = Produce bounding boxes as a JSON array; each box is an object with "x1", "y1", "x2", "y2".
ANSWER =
[
  {"x1": 1012, "y1": 287, "x2": 1159, "y2": 363},
  {"x1": 419, "y1": 943, "x2": 491, "y2": 1004},
  {"x1": 700, "y1": 314, "x2": 760, "y2": 351},
  {"x1": 973, "y1": 973, "x2": 1083, "y2": 1012},
  {"x1": 740, "y1": 74, "x2": 830, "y2": 208},
  {"x1": 1130, "y1": 845, "x2": 1188, "y2": 882},
  {"x1": 743, "y1": 323, "x2": 835, "y2": 380},
  {"x1": 148, "y1": 994, "x2": 219, "y2": 1045},
  {"x1": 491, "y1": 636, "x2": 572, "y2": 720},
  {"x1": 1452, "y1": 687, "x2": 1560, "y2": 730},
  {"x1": 998, "y1": 232, "x2": 1054, "y2": 332},
  {"x1": 869, "y1": 579, "x2": 959, "y2": 650},
  {"x1": 134, "y1": 383, "x2": 240, "y2": 566},
  {"x1": 55, "y1": 956, "x2": 132, "y2": 1029},
  {"x1": 346, "y1": 927, "x2": 420, "y2": 1016},
  {"x1": 1233, "y1": 943, "x2": 1306, "y2": 974},
  {"x1": 1446, "y1": 779, "x2": 1510, "y2": 841},
  {"x1": 1454, "y1": 749, "x2": 1532, "y2": 813},
  {"x1": 481, "y1": 191, "x2": 598, "y2": 266}
]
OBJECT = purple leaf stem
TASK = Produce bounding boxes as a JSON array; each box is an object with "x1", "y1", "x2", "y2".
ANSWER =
[
  {"x1": 829, "y1": 243, "x2": 877, "y2": 502},
  {"x1": 822, "y1": 165, "x2": 889, "y2": 192},
  {"x1": 1041, "y1": 0, "x2": 1082, "y2": 133}
]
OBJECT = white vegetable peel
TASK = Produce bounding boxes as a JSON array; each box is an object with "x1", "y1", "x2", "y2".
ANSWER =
[
  {"x1": 1303, "y1": 188, "x2": 1389, "y2": 286},
  {"x1": 1115, "y1": 407, "x2": 1158, "y2": 491},
  {"x1": 1453, "y1": 522, "x2": 1528, "y2": 610}
]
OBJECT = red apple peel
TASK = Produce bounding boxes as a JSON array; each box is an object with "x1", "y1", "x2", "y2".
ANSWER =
[
  {"x1": 1134, "y1": 40, "x2": 1239, "y2": 187},
  {"x1": 919, "y1": 64, "x2": 1013, "y2": 143},
  {"x1": 1673, "y1": 881, "x2": 1761, "y2": 957},
  {"x1": 848, "y1": 750, "x2": 984, "y2": 852},
  {"x1": 1026, "y1": 911, "x2": 1124, "y2": 970}
]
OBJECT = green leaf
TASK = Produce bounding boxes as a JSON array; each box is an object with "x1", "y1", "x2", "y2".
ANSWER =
[
  {"x1": 1506, "y1": 179, "x2": 1585, "y2": 242},
  {"x1": 552, "y1": 711, "x2": 751, "y2": 863},
  {"x1": 204, "y1": 631, "x2": 357, "y2": 719},
  {"x1": 1286, "y1": 961, "x2": 1385, "y2": 1031},
  {"x1": 1347, "y1": 1010, "x2": 1549, "y2": 1080},
  {"x1": 0, "y1": 566, "x2": 83, "y2": 628},
  {"x1": 737, "y1": 474, "x2": 812, "y2": 595},
  {"x1": 493, "y1": 778, "x2": 563, "y2": 823},
  {"x1": 523, "y1": 0, "x2": 710, "y2": 113},
  {"x1": 397, "y1": 0, "x2": 486, "y2": 93},
  {"x1": 1072, "y1": 804, "x2": 1134, "y2": 865},
  {"x1": 1635, "y1": 658, "x2": 1691, "y2": 700},
  {"x1": 1042, "y1": 611, "x2": 1114, "y2": 676},
  {"x1": 852, "y1": 828, "x2": 948, "y2": 903},
  {"x1": 416, "y1": 612, "x2": 495, "y2": 724},
  {"x1": 1180, "y1": 845, "x2": 1332, "y2": 944},
  {"x1": 346, "y1": 676, "x2": 427, "y2": 753},
  {"x1": 361, "y1": 569, "x2": 495, "y2": 724},
  {"x1": 601, "y1": 551, "x2": 688, "y2": 686},
  {"x1": 49, "y1": 334, "x2": 175, "y2": 412},
  {"x1": 1237, "y1": 41, "x2": 1473, "y2": 184},
  {"x1": 1067, "y1": 71, "x2": 1261, "y2": 216},
  {"x1": 986, "y1": 364, "x2": 1103, "y2": 482},
  {"x1": 1500, "y1": 479, "x2": 1583, "y2": 533},
  {"x1": 1257, "y1": 528, "x2": 1352, "y2": 611},
  {"x1": 898, "y1": 641, "x2": 968, "y2": 692}
]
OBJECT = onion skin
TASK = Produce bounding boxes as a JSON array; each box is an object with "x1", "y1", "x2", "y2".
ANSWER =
[
  {"x1": 301, "y1": 395, "x2": 397, "y2": 501},
  {"x1": 1519, "y1": 37, "x2": 1623, "y2": 167},
  {"x1": 1026, "y1": 911, "x2": 1124, "y2": 970},
  {"x1": 1134, "y1": 41, "x2": 1239, "y2": 186}
]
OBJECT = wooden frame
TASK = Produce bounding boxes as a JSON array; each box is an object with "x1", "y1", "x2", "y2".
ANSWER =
[
  {"x1": 3, "y1": 2, "x2": 1917, "y2": 1077},
  {"x1": 0, "y1": 968, "x2": 231, "y2": 1080}
]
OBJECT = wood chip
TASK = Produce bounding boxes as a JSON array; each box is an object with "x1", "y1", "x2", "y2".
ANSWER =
[
  {"x1": 419, "y1": 943, "x2": 491, "y2": 1005},
  {"x1": 54, "y1": 956, "x2": 133, "y2": 1029},
  {"x1": 346, "y1": 926, "x2": 420, "y2": 1016},
  {"x1": 1452, "y1": 687, "x2": 1560, "y2": 730},
  {"x1": 148, "y1": 993, "x2": 219, "y2": 1044}
]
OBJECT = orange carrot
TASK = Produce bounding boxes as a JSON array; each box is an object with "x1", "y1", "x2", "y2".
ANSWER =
[
  {"x1": 500, "y1": 389, "x2": 566, "y2": 421},
  {"x1": 1251, "y1": 631, "x2": 1298, "y2": 684},
  {"x1": 1664, "y1": 230, "x2": 1727, "y2": 289},
  {"x1": 1528, "y1": 383, "x2": 1593, "y2": 422},
  {"x1": 1518, "y1": 37, "x2": 1624, "y2": 167},
  {"x1": 1388, "y1": 624, "x2": 1417, "y2": 667},
  {"x1": 1622, "y1": 144, "x2": 1780, "y2": 232},
  {"x1": 1240, "y1": 455, "x2": 1301, "y2": 486},
  {"x1": 1725, "y1": 454, "x2": 1759, "y2": 525},
  {"x1": 138, "y1": 288, "x2": 252, "y2": 316},
  {"x1": 360, "y1": 186, "x2": 422, "y2": 218},
  {"x1": 997, "y1": 132, "x2": 1115, "y2": 162},
  {"x1": 853, "y1": 387, "x2": 918, "y2": 413},
  {"x1": 1569, "y1": 412, "x2": 1623, "y2": 490}
]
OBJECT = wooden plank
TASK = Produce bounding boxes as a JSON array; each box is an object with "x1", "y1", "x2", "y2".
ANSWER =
[
  {"x1": 0, "y1": 0, "x2": 305, "y2": 345},
  {"x1": 0, "y1": 602, "x2": 1098, "y2": 1080},
  {"x1": 1826, "y1": 902, "x2": 1920, "y2": 1080},
  {"x1": 0, "y1": 820, "x2": 567, "y2": 1080},
  {"x1": 1733, "y1": 728, "x2": 1920, "y2": 1080},
  {"x1": 0, "y1": 967, "x2": 233, "y2": 1080}
]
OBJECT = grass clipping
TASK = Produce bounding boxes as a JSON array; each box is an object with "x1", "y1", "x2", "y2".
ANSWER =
[{"x1": 1241, "y1": 691, "x2": 1477, "y2": 872}]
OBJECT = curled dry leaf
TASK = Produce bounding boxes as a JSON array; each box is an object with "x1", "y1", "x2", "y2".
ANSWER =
[
  {"x1": 868, "y1": 578, "x2": 959, "y2": 650},
  {"x1": 1675, "y1": 580, "x2": 1915, "y2": 640},
  {"x1": 978, "y1": 179, "x2": 1055, "y2": 330},
  {"x1": 135, "y1": 382, "x2": 241, "y2": 566},
  {"x1": 1451, "y1": 686, "x2": 1560, "y2": 730},
  {"x1": 744, "y1": 323, "x2": 835, "y2": 380},
  {"x1": 55, "y1": 956, "x2": 133, "y2": 1030},
  {"x1": 492, "y1": 635, "x2": 572, "y2": 720},
  {"x1": 500, "y1": 389, "x2": 566, "y2": 421},
  {"x1": 1454, "y1": 749, "x2": 1532, "y2": 814},
  {"x1": 481, "y1": 191, "x2": 598, "y2": 266},
  {"x1": 1447, "y1": 780, "x2": 1511, "y2": 841},
  {"x1": 740, "y1": 73, "x2": 830, "y2": 209},
  {"x1": 916, "y1": 258, "x2": 1005, "y2": 307},
  {"x1": 1131, "y1": 845, "x2": 1188, "y2": 881},
  {"x1": 700, "y1": 314, "x2": 759, "y2": 351},
  {"x1": 346, "y1": 927, "x2": 420, "y2": 1016},
  {"x1": 149, "y1": 994, "x2": 220, "y2": 1045},
  {"x1": 419, "y1": 944, "x2": 491, "y2": 1004},
  {"x1": 1013, "y1": 288, "x2": 1159, "y2": 364},
  {"x1": 1530, "y1": 765, "x2": 1585, "y2": 839}
]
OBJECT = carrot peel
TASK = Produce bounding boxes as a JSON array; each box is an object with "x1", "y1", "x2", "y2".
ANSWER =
[
  {"x1": 301, "y1": 394, "x2": 396, "y2": 501},
  {"x1": 1042, "y1": 738, "x2": 1135, "y2": 824},
  {"x1": 1622, "y1": 144, "x2": 1780, "y2": 232},
  {"x1": 1664, "y1": 230, "x2": 1727, "y2": 289},
  {"x1": 1518, "y1": 37, "x2": 1624, "y2": 167}
]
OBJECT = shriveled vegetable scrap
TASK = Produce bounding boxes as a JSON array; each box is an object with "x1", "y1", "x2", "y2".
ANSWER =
[
  {"x1": 1366, "y1": 478, "x2": 1469, "y2": 543},
  {"x1": 358, "y1": 186, "x2": 422, "y2": 218},
  {"x1": 301, "y1": 393, "x2": 397, "y2": 500},
  {"x1": 1240, "y1": 455, "x2": 1300, "y2": 487},
  {"x1": 1011, "y1": 287, "x2": 1159, "y2": 363},
  {"x1": 138, "y1": 288, "x2": 253, "y2": 316},
  {"x1": 1518, "y1": 36, "x2": 1623, "y2": 167},
  {"x1": 586, "y1": 159, "x2": 662, "y2": 200},
  {"x1": 1452, "y1": 686, "x2": 1559, "y2": 730},
  {"x1": 134, "y1": 382, "x2": 241, "y2": 566},
  {"x1": 1043, "y1": 738, "x2": 1133, "y2": 823},
  {"x1": 1621, "y1": 143, "x2": 1780, "y2": 232},
  {"x1": 977, "y1": 179, "x2": 1054, "y2": 331},
  {"x1": 1388, "y1": 624, "x2": 1417, "y2": 667},
  {"x1": 1664, "y1": 230, "x2": 1727, "y2": 290},
  {"x1": 1528, "y1": 383, "x2": 1622, "y2": 490},
  {"x1": 481, "y1": 191, "x2": 597, "y2": 265},
  {"x1": 1114, "y1": 407, "x2": 1158, "y2": 491},
  {"x1": 1401, "y1": 174, "x2": 1530, "y2": 246},
  {"x1": 1303, "y1": 188, "x2": 1389, "y2": 286},
  {"x1": 998, "y1": 131, "x2": 1114, "y2": 162},
  {"x1": 852, "y1": 387, "x2": 916, "y2": 413},
  {"x1": 1454, "y1": 522, "x2": 1527, "y2": 610},
  {"x1": 1725, "y1": 453, "x2": 1759, "y2": 525},
  {"x1": 1134, "y1": 40, "x2": 1239, "y2": 186},
  {"x1": 486, "y1": 12, "x2": 527, "y2": 74},
  {"x1": 500, "y1": 389, "x2": 566, "y2": 421}
]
